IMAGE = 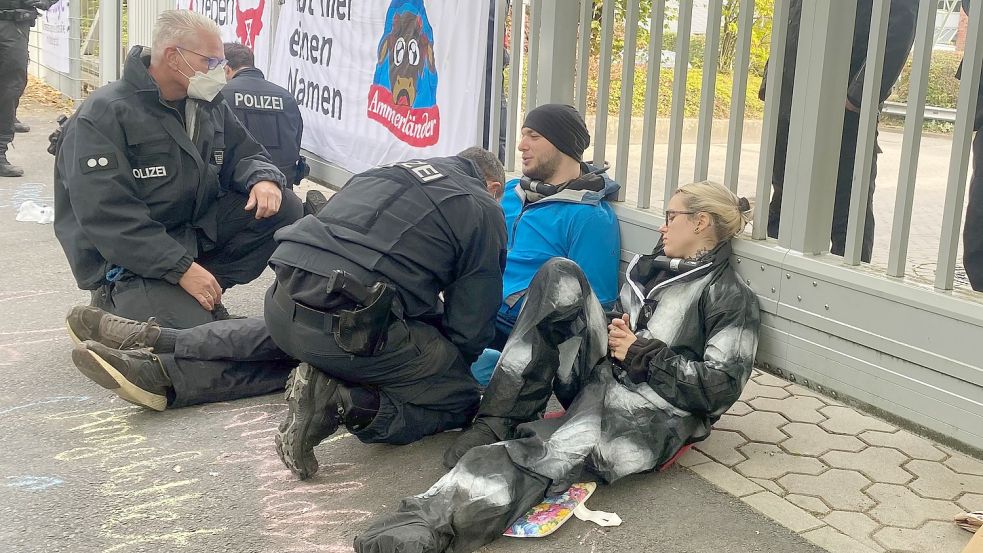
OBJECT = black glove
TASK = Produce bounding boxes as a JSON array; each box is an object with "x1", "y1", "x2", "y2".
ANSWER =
[{"x1": 47, "y1": 114, "x2": 68, "y2": 156}]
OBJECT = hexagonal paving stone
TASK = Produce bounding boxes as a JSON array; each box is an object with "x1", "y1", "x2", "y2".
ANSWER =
[
  {"x1": 725, "y1": 401, "x2": 753, "y2": 416},
  {"x1": 821, "y1": 447, "x2": 914, "y2": 485},
  {"x1": 693, "y1": 429, "x2": 747, "y2": 467},
  {"x1": 786, "y1": 383, "x2": 841, "y2": 405},
  {"x1": 818, "y1": 406, "x2": 894, "y2": 435},
  {"x1": 822, "y1": 511, "x2": 884, "y2": 552},
  {"x1": 945, "y1": 451, "x2": 983, "y2": 476},
  {"x1": 906, "y1": 459, "x2": 983, "y2": 500},
  {"x1": 739, "y1": 380, "x2": 791, "y2": 401},
  {"x1": 713, "y1": 411, "x2": 790, "y2": 443},
  {"x1": 749, "y1": 396, "x2": 827, "y2": 424},
  {"x1": 735, "y1": 443, "x2": 826, "y2": 480},
  {"x1": 958, "y1": 492, "x2": 983, "y2": 511},
  {"x1": 866, "y1": 483, "x2": 963, "y2": 528},
  {"x1": 873, "y1": 520, "x2": 973, "y2": 553},
  {"x1": 858, "y1": 430, "x2": 946, "y2": 461},
  {"x1": 786, "y1": 494, "x2": 831, "y2": 515},
  {"x1": 778, "y1": 469, "x2": 875, "y2": 511},
  {"x1": 753, "y1": 372, "x2": 792, "y2": 387},
  {"x1": 781, "y1": 422, "x2": 866, "y2": 456}
]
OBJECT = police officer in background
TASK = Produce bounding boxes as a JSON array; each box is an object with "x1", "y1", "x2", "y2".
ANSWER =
[
  {"x1": 0, "y1": 0, "x2": 56, "y2": 177},
  {"x1": 221, "y1": 42, "x2": 307, "y2": 189},
  {"x1": 54, "y1": 10, "x2": 302, "y2": 329},
  {"x1": 65, "y1": 148, "x2": 507, "y2": 481}
]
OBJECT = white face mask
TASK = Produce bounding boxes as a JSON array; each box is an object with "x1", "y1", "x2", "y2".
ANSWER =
[{"x1": 178, "y1": 49, "x2": 227, "y2": 102}]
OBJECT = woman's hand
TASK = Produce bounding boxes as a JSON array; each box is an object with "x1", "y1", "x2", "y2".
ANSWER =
[{"x1": 608, "y1": 314, "x2": 637, "y2": 362}]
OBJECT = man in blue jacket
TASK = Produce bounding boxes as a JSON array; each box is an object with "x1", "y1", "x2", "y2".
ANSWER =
[{"x1": 492, "y1": 103, "x2": 621, "y2": 349}]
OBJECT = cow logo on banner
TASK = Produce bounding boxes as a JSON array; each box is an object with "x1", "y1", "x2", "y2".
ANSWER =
[
  {"x1": 236, "y1": 0, "x2": 264, "y2": 49},
  {"x1": 367, "y1": 0, "x2": 440, "y2": 147}
]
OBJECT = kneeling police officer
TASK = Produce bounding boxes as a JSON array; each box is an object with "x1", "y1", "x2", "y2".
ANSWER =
[
  {"x1": 65, "y1": 147, "x2": 507, "y2": 481},
  {"x1": 54, "y1": 10, "x2": 302, "y2": 329}
]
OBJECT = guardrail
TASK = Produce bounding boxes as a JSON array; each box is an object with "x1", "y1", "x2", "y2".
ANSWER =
[{"x1": 881, "y1": 100, "x2": 957, "y2": 123}]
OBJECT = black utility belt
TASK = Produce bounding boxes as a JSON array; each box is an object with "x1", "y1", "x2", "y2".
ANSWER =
[
  {"x1": 273, "y1": 270, "x2": 399, "y2": 356},
  {"x1": 272, "y1": 281, "x2": 341, "y2": 333}
]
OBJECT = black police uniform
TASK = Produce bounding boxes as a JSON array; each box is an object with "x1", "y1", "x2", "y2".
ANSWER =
[
  {"x1": 0, "y1": 0, "x2": 54, "y2": 165},
  {"x1": 156, "y1": 157, "x2": 507, "y2": 443},
  {"x1": 760, "y1": 0, "x2": 917, "y2": 262},
  {"x1": 54, "y1": 46, "x2": 303, "y2": 329},
  {"x1": 221, "y1": 67, "x2": 305, "y2": 187}
]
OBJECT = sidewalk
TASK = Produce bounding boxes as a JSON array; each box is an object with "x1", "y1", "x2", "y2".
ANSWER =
[
  {"x1": 2, "y1": 100, "x2": 980, "y2": 552},
  {"x1": 682, "y1": 369, "x2": 983, "y2": 553}
]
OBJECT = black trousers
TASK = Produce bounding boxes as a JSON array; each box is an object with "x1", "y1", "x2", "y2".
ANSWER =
[
  {"x1": 0, "y1": 20, "x2": 30, "y2": 153},
  {"x1": 93, "y1": 190, "x2": 302, "y2": 329},
  {"x1": 768, "y1": 109, "x2": 876, "y2": 262},
  {"x1": 965, "y1": 131, "x2": 983, "y2": 291},
  {"x1": 160, "y1": 283, "x2": 481, "y2": 445}
]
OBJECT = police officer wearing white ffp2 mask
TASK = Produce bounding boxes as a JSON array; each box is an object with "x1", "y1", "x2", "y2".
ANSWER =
[{"x1": 53, "y1": 10, "x2": 302, "y2": 330}]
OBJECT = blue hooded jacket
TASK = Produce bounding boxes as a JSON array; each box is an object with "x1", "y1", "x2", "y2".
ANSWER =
[{"x1": 498, "y1": 165, "x2": 622, "y2": 329}]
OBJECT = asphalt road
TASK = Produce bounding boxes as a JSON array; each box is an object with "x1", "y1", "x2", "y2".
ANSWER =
[{"x1": 0, "y1": 108, "x2": 827, "y2": 553}]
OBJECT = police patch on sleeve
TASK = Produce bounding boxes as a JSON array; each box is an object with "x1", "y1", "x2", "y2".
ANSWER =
[{"x1": 79, "y1": 153, "x2": 119, "y2": 174}]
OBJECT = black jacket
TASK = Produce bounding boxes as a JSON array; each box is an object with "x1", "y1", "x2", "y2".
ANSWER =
[
  {"x1": 615, "y1": 239, "x2": 761, "y2": 451},
  {"x1": 271, "y1": 157, "x2": 506, "y2": 364},
  {"x1": 221, "y1": 67, "x2": 304, "y2": 183},
  {"x1": 957, "y1": 0, "x2": 983, "y2": 130},
  {"x1": 54, "y1": 46, "x2": 285, "y2": 290},
  {"x1": 760, "y1": 0, "x2": 918, "y2": 115}
]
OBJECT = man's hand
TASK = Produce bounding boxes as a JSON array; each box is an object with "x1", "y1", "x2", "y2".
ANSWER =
[
  {"x1": 179, "y1": 262, "x2": 223, "y2": 311},
  {"x1": 846, "y1": 98, "x2": 861, "y2": 113},
  {"x1": 245, "y1": 180, "x2": 282, "y2": 219},
  {"x1": 608, "y1": 314, "x2": 637, "y2": 362}
]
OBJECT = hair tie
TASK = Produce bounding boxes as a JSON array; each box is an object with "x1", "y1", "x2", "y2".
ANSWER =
[{"x1": 738, "y1": 197, "x2": 751, "y2": 212}]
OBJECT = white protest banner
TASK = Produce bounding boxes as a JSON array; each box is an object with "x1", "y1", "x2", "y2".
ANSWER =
[
  {"x1": 176, "y1": 0, "x2": 273, "y2": 73},
  {"x1": 269, "y1": 0, "x2": 491, "y2": 174},
  {"x1": 41, "y1": 0, "x2": 70, "y2": 74}
]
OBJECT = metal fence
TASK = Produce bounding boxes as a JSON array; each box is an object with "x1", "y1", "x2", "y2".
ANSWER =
[
  {"x1": 28, "y1": 0, "x2": 133, "y2": 101},
  {"x1": 499, "y1": 0, "x2": 983, "y2": 453}
]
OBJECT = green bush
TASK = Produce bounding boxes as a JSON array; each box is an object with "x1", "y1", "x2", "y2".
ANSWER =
[
  {"x1": 890, "y1": 51, "x2": 962, "y2": 109},
  {"x1": 587, "y1": 63, "x2": 764, "y2": 118}
]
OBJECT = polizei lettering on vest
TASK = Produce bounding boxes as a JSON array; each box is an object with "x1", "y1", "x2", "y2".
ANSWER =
[
  {"x1": 133, "y1": 166, "x2": 167, "y2": 179},
  {"x1": 234, "y1": 92, "x2": 285, "y2": 111}
]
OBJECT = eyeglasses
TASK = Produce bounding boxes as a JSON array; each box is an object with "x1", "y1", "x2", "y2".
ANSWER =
[
  {"x1": 178, "y1": 46, "x2": 227, "y2": 71},
  {"x1": 664, "y1": 210, "x2": 696, "y2": 223}
]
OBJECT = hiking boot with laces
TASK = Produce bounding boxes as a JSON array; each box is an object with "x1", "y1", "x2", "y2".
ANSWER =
[
  {"x1": 275, "y1": 364, "x2": 378, "y2": 480},
  {"x1": 71, "y1": 341, "x2": 171, "y2": 411},
  {"x1": 66, "y1": 305, "x2": 162, "y2": 350}
]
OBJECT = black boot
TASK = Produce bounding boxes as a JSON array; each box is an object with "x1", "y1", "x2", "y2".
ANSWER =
[
  {"x1": 71, "y1": 341, "x2": 172, "y2": 411},
  {"x1": 274, "y1": 364, "x2": 379, "y2": 480},
  {"x1": 304, "y1": 189, "x2": 329, "y2": 216},
  {"x1": 442, "y1": 418, "x2": 508, "y2": 469},
  {"x1": 0, "y1": 148, "x2": 23, "y2": 178},
  {"x1": 14, "y1": 118, "x2": 29, "y2": 133}
]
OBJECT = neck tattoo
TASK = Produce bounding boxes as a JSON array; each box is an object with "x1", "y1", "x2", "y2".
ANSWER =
[{"x1": 686, "y1": 248, "x2": 711, "y2": 262}]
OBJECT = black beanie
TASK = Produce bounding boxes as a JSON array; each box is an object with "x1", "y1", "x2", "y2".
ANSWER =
[{"x1": 522, "y1": 104, "x2": 591, "y2": 161}]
